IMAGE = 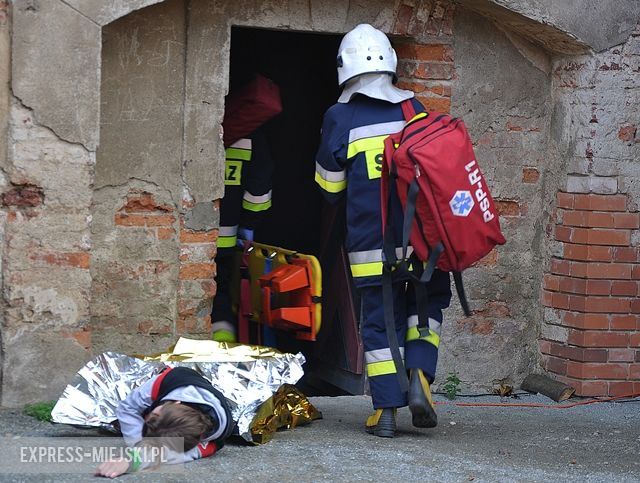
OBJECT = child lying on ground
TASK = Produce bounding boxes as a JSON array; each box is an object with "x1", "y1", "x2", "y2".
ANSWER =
[{"x1": 96, "y1": 366, "x2": 234, "y2": 478}]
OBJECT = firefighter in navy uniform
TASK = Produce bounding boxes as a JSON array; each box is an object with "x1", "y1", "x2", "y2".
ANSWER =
[
  {"x1": 315, "y1": 24, "x2": 452, "y2": 438},
  {"x1": 212, "y1": 128, "x2": 274, "y2": 342}
]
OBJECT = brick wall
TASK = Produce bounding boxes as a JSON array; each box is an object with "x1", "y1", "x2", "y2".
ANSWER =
[
  {"x1": 1, "y1": 99, "x2": 95, "y2": 405},
  {"x1": 178, "y1": 196, "x2": 217, "y2": 335},
  {"x1": 543, "y1": 23, "x2": 640, "y2": 396},
  {"x1": 393, "y1": 2, "x2": 550, "y2": 388},
  {"x1": 107, "y1": 190, "x2": 217, "y2": 337},
  {"x1": 541, "y1": 193, "x2": 640, "y2": 396},
  {"x1": 393, "y1": 0, "x2": 455, "y2": 114}
]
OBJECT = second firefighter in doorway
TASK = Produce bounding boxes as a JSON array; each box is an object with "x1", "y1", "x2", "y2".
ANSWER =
[
  {"x1": 314, "y1": 24, "x2": 452, "y2": 437},
  {"x1": 212, "y1": 128, "x2": 274, "y2": 342}
]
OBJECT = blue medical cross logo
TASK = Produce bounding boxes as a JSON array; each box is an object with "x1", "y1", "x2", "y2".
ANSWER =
[{"x1": 450, "y1": 190, "x2": 474, "y2": 217}]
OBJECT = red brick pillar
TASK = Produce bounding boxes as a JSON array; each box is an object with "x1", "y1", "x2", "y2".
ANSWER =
[{"x1": 541, "y1": 193, "x2": 640, "y2": 396}]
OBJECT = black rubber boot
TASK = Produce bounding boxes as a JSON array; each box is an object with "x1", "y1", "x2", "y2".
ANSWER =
[
  {"x1": 365, "y1": 408, "x2": 397, "y2": 438},
  {"x1": 408, "y1": 368, "x2": 438, "y2": 428}
]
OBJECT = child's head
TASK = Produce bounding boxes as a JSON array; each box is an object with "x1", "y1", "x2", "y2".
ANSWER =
[{"x1": 142, "y1": 401, "x2": 214, "y2": 451}]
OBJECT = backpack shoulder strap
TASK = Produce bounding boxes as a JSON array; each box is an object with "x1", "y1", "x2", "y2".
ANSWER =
[{"x1": 400, "y1": 99, "x2": 417, "y2": 121}]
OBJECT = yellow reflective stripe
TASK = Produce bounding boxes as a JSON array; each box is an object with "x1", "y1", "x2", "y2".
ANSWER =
[
  {"x1": 406, "y1": 327, "x2": 440, "y2": 348},
  {"x1": 242, "y1": 198, "x2": 272, "y2": 212},
  {"x1": 408, "y1": 315, "x2": 442, "y2": 337},
  {"x1": 315, "y1": 171, "x2": 346, "y2": 193},
  {"x1": 349, "y1": 247, "x2": 416, "y2": 278},
  {"x1": 409, "y1": 112, "x2": 428, "y2": 123},
  {"x1": 367, "y1": 360, "x2": 397, "y2": 377},
  {"x1": 218, "y1": 236, "x2": 237, "y2": 248},
  {"x1": 243, "y1": 191, "x2": 272, "y2": 212},
  {"x1": 347, "y1": 134, "x2": 388, "y2": 159},
  {"x1": 218, "y1": 225, "x2": 237, "y2": 248},
  {"x1": 225, "y1": 147, "x2": 251, "y2": 161},
  {"x1": 350, "y1": 261, "x2": 383, "y2": 278}
]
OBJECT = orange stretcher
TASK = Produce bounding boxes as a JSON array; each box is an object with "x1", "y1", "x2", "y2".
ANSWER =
[{"x1": 235, "y1": 242, "x2": 322, "y2": 342}]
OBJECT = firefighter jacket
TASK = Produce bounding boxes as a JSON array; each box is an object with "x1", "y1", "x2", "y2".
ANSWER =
[
  {"x1": 219, "y1": 129, "x2": 274, "y2": 249},
  {"x1": 315, "y1": 95, "x2": 425, "y2": 287}
]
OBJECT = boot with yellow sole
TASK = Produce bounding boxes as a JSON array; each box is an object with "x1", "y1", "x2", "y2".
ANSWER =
[{"x1": 408, "y1": 368, "x2": 438, "y2": 428}]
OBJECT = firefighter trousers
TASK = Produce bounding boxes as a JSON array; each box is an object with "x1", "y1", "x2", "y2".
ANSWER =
[{"x1": 359, "y1": 269, "x2": 451, "y2": 409}]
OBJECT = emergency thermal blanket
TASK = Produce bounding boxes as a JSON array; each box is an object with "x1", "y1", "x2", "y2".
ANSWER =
[{"x1": 51, "y1": 338, "x2": 307, "y2": 443}]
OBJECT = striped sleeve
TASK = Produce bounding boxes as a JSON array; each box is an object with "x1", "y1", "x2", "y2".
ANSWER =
[
  {"x1": 315, "y1": 109, "x2": 348, "y2": 202},
  {"x1": 241, "y1": 129, "x2": 274, "y2": 228}
]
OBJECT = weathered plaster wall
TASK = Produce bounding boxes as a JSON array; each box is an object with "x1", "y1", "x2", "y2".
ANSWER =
[
  {"x1": 0, "y1": 1, "x2": 8, "y2": 172},
  {"x1": 91, "y1": 0, "x2": 186, "y2": 355},
  {"x1": 441, "y1": 7, "x2": 554, "y2": 390},
  {"x1": 1, "y1": 99, "x2": 94, "y2": 406},
  {"x1": 2, "y1": 0, "x2": 638, "y2": 404},
  {"x1": 12, "y1": 0, "x2": 101, "y2": 150},
  {"x1": 485, "y1": 0, "x2": 640, "y2": 52},
  {"x1": 0, "y1": 1, "x2": 10, "y2": 396}
]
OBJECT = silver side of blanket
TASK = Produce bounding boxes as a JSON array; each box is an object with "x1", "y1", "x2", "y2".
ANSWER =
[{"x1": 51, "y1": 350, "x2": 306, "y2": 442}]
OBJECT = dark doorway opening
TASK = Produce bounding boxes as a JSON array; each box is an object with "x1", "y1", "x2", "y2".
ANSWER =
[
  {"x1": 229, "y1": 27, "x2": 340, "y2": 255},
  {"x1": 228, "y1": 27, "x2": 363, "y2": 395}
]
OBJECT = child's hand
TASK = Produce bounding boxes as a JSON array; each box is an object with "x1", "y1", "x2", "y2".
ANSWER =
[{"x1": 95, "y1": 459, "x2": 129, "y2": 478}]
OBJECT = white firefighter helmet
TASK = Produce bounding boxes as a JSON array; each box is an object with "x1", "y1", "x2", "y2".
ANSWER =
[{"x1": 337, "y1": 24, "x2": 398, "y2": 87}]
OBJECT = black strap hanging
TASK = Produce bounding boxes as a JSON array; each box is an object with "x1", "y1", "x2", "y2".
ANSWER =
[{"x1": 381, "y1": 158, "x2": 409, "y2": 392}]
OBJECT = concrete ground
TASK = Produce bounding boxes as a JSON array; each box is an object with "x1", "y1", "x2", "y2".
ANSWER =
[{"x1": 0, "y1": 393, "x2": 639, "y2": 482}]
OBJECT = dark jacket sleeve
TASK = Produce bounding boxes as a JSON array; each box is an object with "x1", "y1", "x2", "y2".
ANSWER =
[
  {"x1": 240, "y1": 128, "x2": 274, "y2": 229},
  {"x1": 314, "y1": 106, "x2": 349, "y2": 204}
]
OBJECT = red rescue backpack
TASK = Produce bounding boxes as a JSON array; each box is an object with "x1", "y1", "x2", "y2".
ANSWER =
[
  {"x1": 223, "y1": 74, "x2": 282, "y2": 148},
  {"x1": 381, "y1": 100, "x2": 506, "y2": 315}
]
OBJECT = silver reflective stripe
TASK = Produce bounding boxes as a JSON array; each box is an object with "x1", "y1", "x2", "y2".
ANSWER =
[
  {"x1": 348, "y1": 246, "x2": 414, "y2": 265},
  {"x1": 349, "y1": 248, "x2": 383, "y2": 265},
  {"x1": 229, "y1": 138, "x2": 252, "y2": 149},
  {"x1": 315, "y1": 162, "x2": 346, "y2": 182},
  {"x1": 364, "y1": 347, "x2": 405, "y2": 363},
  {"x1": 219, "y1": 225, "x2": 238, "y2": 236},
  {"x1": 348, "y1": 120, "x2": 406, "y2": 143},
  {"x1": 407, "y1": 315, "x2": 442, "y2": 336},
  {"x1": 211, "y1": 321, "x2": 235, "y2": 333},
  {"x1": 243, "y1": 190, "x2": 272, "y2": 203}
]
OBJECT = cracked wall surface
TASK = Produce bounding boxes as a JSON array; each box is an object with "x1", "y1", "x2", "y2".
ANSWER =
[
  {"x1": 91, "y1": 0, "x2": 184, "y2": 356},
  {"x1": 1, "y1": 0, "x2": 639, "y2": 404},
  {"x1": 0, "y1": 0, "x2": 9, "y2": 399},
  {"x1": 13, "y1": 0, "x2": 101, "y2": 150},
  {"x1": 443, "y1": 7, "x2": 553, "y2": 390},
  {"x1": 2, "y1": 99, "x2": 94, "y2": 406},
  {"x1": 12, "y1": 0, "x2": 617, "y2": 202}
]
